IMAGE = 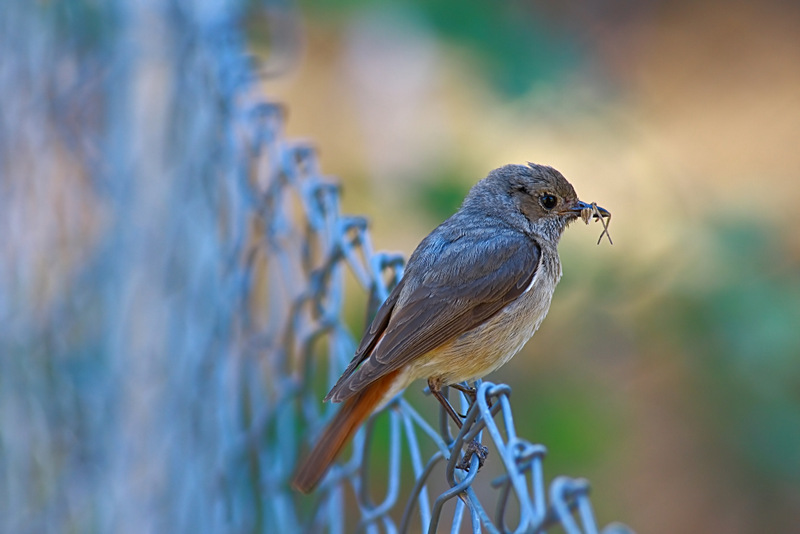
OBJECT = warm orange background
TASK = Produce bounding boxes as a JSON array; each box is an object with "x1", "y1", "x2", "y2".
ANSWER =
[{"x1": 263, "y1": 1, "x2": 800, "y2": 531}]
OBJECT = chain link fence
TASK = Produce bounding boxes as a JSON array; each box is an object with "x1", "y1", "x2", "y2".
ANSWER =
[{"x1": 0, "y1": 2, "x2": 632, "y2": 532}]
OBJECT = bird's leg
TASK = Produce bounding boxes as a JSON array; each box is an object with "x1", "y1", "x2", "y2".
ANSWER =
[
  {"x1": 451, "y1": 381, "x2": 494, "y2": 411},
  {"x1": 428, "y1": 377, "x2": 463, "y2": 429},
  {"x1": 428, "y1": 379, "x2": 489, "y2": 472},
  {"x1": 449, "y1": 382, "x2": 477, "y2": 405}
]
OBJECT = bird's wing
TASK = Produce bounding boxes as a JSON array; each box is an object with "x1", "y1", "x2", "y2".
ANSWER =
[
  {"x1": 323, "y1": 276, "x2": 407, "y2": 402},
  {"x1": 325, "y1": 233, "x2": 541, "y2": 403}
]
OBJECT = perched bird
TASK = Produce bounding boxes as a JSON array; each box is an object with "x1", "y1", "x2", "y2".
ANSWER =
[{"x1": 292, "y1": 163, "x2": 610, "y2": 493}]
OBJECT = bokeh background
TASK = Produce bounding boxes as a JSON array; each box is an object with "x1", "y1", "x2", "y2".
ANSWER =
[
  {"x1": 3, "y1": 0, "x2": 799, "y2": 532},
  {"x1": 262, "y1": 1, "x2": 800, "y2": 532}
]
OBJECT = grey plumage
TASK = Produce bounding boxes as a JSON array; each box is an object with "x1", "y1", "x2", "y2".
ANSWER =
[
  {"x1": 294, "y1": 162, "x2": 608, "y2": 493},
  {"x1": 325, "y1": 163, "x2": 579, "y2": 403}
]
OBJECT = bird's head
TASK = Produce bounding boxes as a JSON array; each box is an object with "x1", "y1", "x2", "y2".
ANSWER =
[{"x1": 465, "y1": 163, "x2": 610, "y2": 244}]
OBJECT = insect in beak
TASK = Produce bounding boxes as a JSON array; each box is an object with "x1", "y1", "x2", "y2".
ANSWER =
[{"x1": 571, "y1": 201, "x2": 612, "y2": 245}]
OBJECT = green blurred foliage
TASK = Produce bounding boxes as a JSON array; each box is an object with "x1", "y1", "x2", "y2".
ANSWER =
[
  {"x1": 655, "y1": 221, "x2": 800, "y2": 482},
  {"x1": 513, "y1": 376, "x2": 624, "y2": 476},
  {"x1": 300, "y1": 0, "x2": 581, "y2": 96},
  {"x1": 412, "y1": 168, "x2": 472, "y2": 222}
]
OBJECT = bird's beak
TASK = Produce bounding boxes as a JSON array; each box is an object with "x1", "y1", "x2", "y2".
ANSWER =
[{"x1": 571, "y1": 200, "x2": 610, "y2": 219}]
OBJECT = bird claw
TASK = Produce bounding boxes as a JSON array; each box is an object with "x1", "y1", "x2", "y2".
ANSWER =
[
  {"x1": 450, "y1": 382, "x2": 477, "y2": 403},
  {"x1": 456, "y1": 440, "x2": 489, "y2": 471}
]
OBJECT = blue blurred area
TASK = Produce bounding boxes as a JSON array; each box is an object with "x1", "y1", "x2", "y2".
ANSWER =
[{"x1": 1, "y1": 2, "x2": 247, "y2": 532}]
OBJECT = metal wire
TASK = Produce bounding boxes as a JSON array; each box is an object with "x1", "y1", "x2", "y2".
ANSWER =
[{"x1": 0, "y1": 1, "x2": 633, "y2": 533}]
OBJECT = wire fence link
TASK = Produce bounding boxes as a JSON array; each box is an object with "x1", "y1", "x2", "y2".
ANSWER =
[{"x1": 0, "y1": 2, "x2": 632, "y2": 533}]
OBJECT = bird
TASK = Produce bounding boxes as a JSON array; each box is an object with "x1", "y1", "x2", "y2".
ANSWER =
[{"x1": 292, "y1": 162, "x2": 610, "y2": 493}]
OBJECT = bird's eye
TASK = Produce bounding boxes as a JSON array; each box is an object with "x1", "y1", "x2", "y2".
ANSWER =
[{"x1": 540, "y1": 194, "x2": 558, "y2": 210}]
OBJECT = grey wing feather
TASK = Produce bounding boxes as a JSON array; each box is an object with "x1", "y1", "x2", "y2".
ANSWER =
[{"x1": 326, "y1": 232, "x2": 541, "y2": 403}]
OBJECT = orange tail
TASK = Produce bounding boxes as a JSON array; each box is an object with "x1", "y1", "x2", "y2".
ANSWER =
[{"x1": 292, "y1": 370, "x2": 398, "y2": 493}]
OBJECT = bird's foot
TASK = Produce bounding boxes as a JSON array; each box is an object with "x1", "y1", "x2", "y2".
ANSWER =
[
  {"x1": 450, "y1": 382, "x2": 477, "y2": 403},
  {"x1": 450, "y1": 382, "x2": 494, "y2": 411},
  {"x1": 456, "y1": 440, "x2": 489, "y2": 471},
  {"x1": 429, "y1": 377, "x2": 465, "y2": 428}
]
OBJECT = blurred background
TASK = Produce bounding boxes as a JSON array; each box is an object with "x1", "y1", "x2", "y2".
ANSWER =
[
  {"x1": 2, "y1": 0, "x2": 799, "y2": 533},
  {"x1": 260, "y1": 0, "x2": 800, "y2": 532}
]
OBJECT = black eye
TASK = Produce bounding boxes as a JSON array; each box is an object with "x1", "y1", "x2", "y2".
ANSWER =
[{"x1": 540, "y1": 194, "x2": 558, "y2": 210}]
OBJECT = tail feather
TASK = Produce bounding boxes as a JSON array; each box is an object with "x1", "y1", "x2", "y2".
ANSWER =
[{"x1": 292, "y1": 370, "x2": 397, "y2": 493}]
